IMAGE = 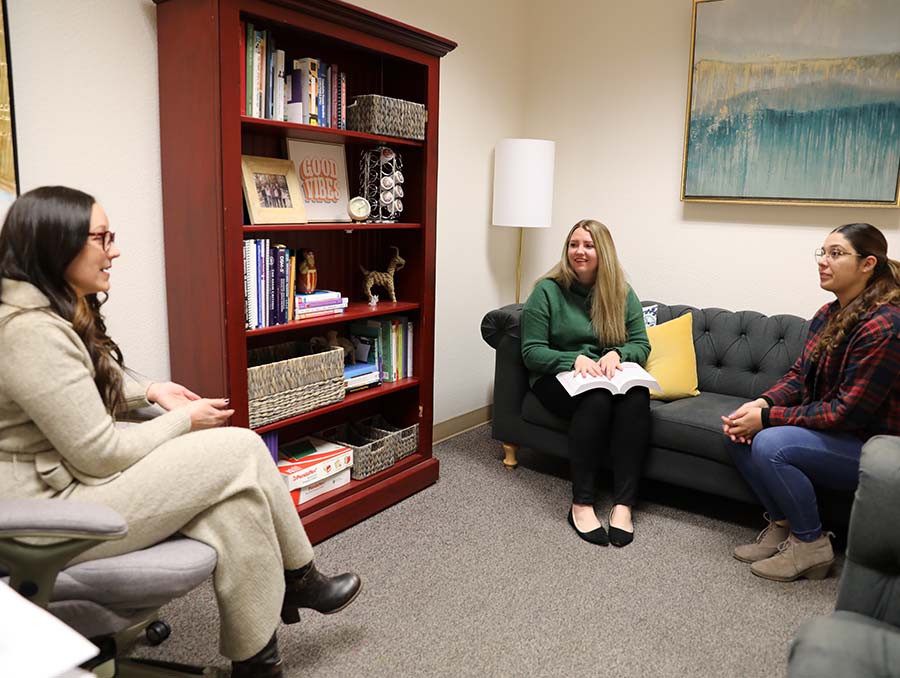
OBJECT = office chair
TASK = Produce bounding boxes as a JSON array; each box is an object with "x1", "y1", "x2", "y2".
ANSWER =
[
  {"x1": 787, "y1": 435, "x2": 900, "y2": 677},
  {"x1": 0, "y1": 497, "x2": 218, "y2": 677}
]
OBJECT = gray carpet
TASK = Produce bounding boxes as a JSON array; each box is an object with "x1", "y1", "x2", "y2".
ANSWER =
[{"x1": 134, "y1": 424, "x2": 840, "y2": 677}]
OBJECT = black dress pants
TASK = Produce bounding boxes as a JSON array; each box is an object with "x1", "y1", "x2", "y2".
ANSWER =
[{"x1": 531, "y1": 374, "x2": 650, "y2": 506}]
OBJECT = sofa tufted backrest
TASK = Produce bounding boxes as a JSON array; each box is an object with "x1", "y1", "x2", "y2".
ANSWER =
[{"x1": 647, "y1": 302, "x2": 809, "y2": 400}]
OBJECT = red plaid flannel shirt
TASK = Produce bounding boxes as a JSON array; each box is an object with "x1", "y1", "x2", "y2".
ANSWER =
[{"x1": 760, "y1": 301, "x2": 900, "y2": 437}]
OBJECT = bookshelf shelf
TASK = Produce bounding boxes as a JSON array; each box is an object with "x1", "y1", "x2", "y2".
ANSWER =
[
  {"x1": 245, "y1": 301, "x2": 420, "y2": 336},
  {"x1": 253, "y1": 378, "x2": 420, "y2": 434},
  {"x1": 241, "y1": 116, "x2": 424, "y2": 148},
  {"x1": 156, "y1": 0, "x2": 454, "y2": 544},
  {"x1": 243, "y1": 222, "x2": 421, "y2": 233}
]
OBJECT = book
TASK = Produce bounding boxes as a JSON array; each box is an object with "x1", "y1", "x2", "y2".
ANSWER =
[
  {"x1": 295, "y1": 289, "x2": 342, "y2": 304},
  {"x1": 555, "y1": 362, "x2": 660, "y2": 397}
]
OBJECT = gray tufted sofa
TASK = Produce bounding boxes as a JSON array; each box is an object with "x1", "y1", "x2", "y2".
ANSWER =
[{"x1": 480, "y1": 300, "x2": 854, "y2": 515}]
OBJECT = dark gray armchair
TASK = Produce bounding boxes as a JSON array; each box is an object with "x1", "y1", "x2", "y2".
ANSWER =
[
  {"x1": 0, "y1": 498, "x2": 217, "y2": 676},
  {"x1": 788, "y1": 435, "x2": 900, "y2": 677}
]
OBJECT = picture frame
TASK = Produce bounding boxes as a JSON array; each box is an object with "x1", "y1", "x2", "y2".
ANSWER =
[
  {"x1": 286, "y1": 139, "x2": 351, "y2": 222},
  {"x1": 681, "y1": 0, "x2": 900, "y2": 207},
  {"x1": 240, "y1": 155, "x2": 307, "y2": 224},
  {"x1": 0, "y1": 0, "x2": 19, "y2": 216}
]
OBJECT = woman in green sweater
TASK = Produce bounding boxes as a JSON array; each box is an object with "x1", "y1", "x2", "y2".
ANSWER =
[{"x1": 521, "y1": 219, "x2": 650, "y2": 546}]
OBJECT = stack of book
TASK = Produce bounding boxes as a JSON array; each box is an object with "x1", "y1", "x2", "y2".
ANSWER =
[
  {"x1": 278, "y1": 436, "x2": 353, "y2": 506},
  {"x1": 349, "y1": 316, "x2": 413, "y2": 382},
  {"x1": 242, "y1": 238, "x2": 347, "y2": 329},
  {"x1": 240, "y1": 20, "x2": 347, "y2": 129}
]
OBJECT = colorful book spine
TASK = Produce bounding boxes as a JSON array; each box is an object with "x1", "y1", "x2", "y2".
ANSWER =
[
  {"x1": 274, "y1": 49, "x2": 286, "y2": 122},
  {"x1": 295, "y1": 289, "x2": 342, "y2": 305},
  {"x1": 245, "y1": 22, "x2": 255, "y2": 116}
]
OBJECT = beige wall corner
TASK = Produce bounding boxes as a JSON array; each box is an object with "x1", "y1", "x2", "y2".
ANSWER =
[{"x1": 433, "y1": 405, "x2": 492, "y2": 444}]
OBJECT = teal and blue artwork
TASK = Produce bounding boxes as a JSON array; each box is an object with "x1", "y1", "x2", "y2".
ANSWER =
[{"x1": 682, "y1": 0, "x2": 900, "y2": 205}]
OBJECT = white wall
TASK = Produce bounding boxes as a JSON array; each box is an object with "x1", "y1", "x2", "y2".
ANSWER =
[
  {"x1": 521, "y1": 0, "x2": 900, "y2": 318},
  {"x1": 6, "y1": 0, "x2": 900, "y2": 425},
  {"x1": 8, "y1": 0, "x2": 169, "y2": 380}
]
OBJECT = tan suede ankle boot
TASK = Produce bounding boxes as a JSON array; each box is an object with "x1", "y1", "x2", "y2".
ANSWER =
[
  {"x1": 750, "y1": 533, "x2": 834, "y2": 582},
  {"x1": 733, "y1": 515, "x2": 789, "y2": 563}
]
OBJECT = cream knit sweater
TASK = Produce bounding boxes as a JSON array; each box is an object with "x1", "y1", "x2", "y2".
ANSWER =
[{"x1": 0, "y1": 278, "x2": 190, "y2": 496}]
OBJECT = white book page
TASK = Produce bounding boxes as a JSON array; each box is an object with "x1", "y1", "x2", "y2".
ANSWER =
[
  {"x1": 556, "y1": 362, "x2": 659, "y2": 396},
  {"x1": 0, "y1": 582, "x2": 98, "y2": 678}
]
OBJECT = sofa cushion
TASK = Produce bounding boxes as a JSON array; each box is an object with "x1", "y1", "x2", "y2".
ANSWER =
[
  {"x1": 649, "y1": 392, "x2": 747, "y2": 464},
  {"x1": 522, "y1": 391, "x2": 568, "y2": 432},
  {"x1": 645, "y1": 313, "x2": 700, "y2": 400}
]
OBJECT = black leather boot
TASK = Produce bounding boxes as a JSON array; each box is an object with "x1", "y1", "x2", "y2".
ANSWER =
[
  {"x1": 231, "y1": 633, "x2": 283, "y2": 678},
  {"x1": 281, "y1": 563, "x2": 361, "y2": 624}
]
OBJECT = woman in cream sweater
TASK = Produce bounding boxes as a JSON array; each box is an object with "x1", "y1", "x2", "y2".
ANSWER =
[{"x1": 0, "y1": 186, "x2": 360, "y2": 678}]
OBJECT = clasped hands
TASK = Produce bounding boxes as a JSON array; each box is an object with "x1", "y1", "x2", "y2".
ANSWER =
[
  {"x1": 574, "y1": 352, "x2": 621, "y2": 379},
  {"x1": 146, "y1": 381, "x2": 234, "y2": 431},
  {"x1": 721, "y1": 398, "x2": 767, "y2": 444}
]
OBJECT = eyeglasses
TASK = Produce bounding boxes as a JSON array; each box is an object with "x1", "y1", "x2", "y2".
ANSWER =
[
  {"x1": 88, "y1": 231, "x2": 116, "y2": 251},
  {"x1": 814, "y1": 247, "x2": 863, "y2": 263}
]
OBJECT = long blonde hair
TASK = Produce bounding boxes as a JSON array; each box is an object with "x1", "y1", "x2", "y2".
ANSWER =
[
  {"x1": 539, "y1": 219, "x2": 628, "y2": 345},
  {"x1": 812, "y1": 222, "x2": 900, "y2": 361}
]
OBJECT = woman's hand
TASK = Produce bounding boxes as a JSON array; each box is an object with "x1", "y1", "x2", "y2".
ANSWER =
[
  {"x1": 721, "y1": 400, "x2": 766, "y2": 443},
  {"x1": 598, "y1": 350, "x2": 622, "y2": 379},
  {"x1": 573, "y1": 354, "x2": 602, "y2": 377},
  {"x1": 147, "y1": 381, "x2": 201, "y2": 411},
  {"x1": 185, "y1": 398, "x2": 234, "y2": 431}
]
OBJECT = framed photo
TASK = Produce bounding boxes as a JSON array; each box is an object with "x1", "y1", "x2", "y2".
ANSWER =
[
  {"x1": 681, "y1": 0, "x2": 900, "y2": 207},
  {"x1": 0, "y1": 0, "x2": 18, "y2": 216},
  {"x1": 240, "y1": 155, "x2": 307, "y2": 224},
  {"x1": 286, "y1": 139, "x2": 351, "y2": 222}
]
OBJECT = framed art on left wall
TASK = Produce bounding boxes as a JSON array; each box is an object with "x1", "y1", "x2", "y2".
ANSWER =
[{"x1": 0, "y1": 0, "x2": 18, "y2": 216}]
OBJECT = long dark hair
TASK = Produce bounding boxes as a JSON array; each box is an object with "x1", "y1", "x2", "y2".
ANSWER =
[
  {"x1": 0, "y1": 186, "x2": 126, "y2": 413},
  {"x1": 813, "y1": 222, "x2": 900, "y2": 360}
]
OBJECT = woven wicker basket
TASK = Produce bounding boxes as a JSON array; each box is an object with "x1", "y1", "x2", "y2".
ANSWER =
[
  {"x1": 354, "y1": 415, "x2": 419, "y2": 462},
  {"x1": 346, "y1": 94, "x2": 426, "y2": 140},
  {"x1": 318, "y1": 422, "x2": 397, "y2": 480},
  {"x1": 247, "y1": 344, "x2": 345, "y2": 429}
]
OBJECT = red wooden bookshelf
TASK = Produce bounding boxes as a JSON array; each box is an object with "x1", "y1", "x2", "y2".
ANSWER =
[{"x1": 155, "y1": 0, "x2": 455, "y2": 543}]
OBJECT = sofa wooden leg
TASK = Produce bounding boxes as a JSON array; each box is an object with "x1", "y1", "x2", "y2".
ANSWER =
[{"x1": 502, "y1": 443, "x2": 519, "y2": 470}]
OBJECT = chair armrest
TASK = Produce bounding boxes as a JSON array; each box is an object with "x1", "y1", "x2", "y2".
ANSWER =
[
  {"x1": 117, "y1": 402, "x2": 168, "y2": 424},
  {"x1": 0, "y1": 499, "x2": 127, "y2": 541},
  {"x1": 835, "y1": 435, "x2": 900, "y2": 625},
  {"x1": 481, "y1": 304, "x2": 522, "y2": 349}
]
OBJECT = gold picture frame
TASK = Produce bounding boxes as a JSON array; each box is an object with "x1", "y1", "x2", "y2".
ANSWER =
[
  {"x1": 0, "y1": 0, "x2": 18, "y2": 212},
  {"x1": 681, "y1": 0, "x2": 900, "y2": 207},
  {"x1": 241, "y1": 155, "x2": 307, "y2": 224}
]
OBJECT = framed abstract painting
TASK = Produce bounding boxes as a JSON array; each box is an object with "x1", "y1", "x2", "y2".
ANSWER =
[
  {"x1": 681, "y1": 0, "x2": 900, "y2": 206},
  {"x1": 0, "y1": 0, "x2": 18, "y2": 216}
]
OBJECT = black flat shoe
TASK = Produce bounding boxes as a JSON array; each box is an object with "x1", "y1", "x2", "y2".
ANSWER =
[
  {"x1": 567, "y1": 508, "x2": 609, "y2": 546},
  {"x1": 281, "y1": 563, "x2": 362, "y2": 624},
  {"x1": 607, "y1": 509, "x2": 634, "y2": 547}
]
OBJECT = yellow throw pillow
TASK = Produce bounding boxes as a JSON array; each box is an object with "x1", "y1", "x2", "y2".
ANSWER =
[{"x1": 644, "y1": 312, "x2": 700, "y2": 400}]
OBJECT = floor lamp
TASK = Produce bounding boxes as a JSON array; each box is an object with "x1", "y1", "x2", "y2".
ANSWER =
[{"x1": 491, "y1": 138, "x2": 556, "y2": 304}]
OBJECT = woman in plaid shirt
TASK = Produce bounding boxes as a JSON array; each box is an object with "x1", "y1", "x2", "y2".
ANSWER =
[{"x1": 721, "y1": 223, "x2": 900, "y2": 583}]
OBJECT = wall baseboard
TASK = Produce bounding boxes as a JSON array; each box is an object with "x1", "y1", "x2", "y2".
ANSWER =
[{"x1": 433, "y1": 405, "x2": 492, "y2": 443}]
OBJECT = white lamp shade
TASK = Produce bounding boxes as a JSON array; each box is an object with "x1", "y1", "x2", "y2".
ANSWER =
[{"x1": 492, "y1": 138, "x2": 555, "y2": 228}]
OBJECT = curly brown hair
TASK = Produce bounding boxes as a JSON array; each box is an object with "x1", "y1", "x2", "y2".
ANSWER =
[
  {"x1": 812, "y1": 223, "x2": 900, "y2": 361},
  {"x1": 0, "y1": 186, "x2": 126, "y2": 414}
]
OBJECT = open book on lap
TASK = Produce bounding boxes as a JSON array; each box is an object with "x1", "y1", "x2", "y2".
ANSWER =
[{"x1": 556, "y1": 362, "x2": 660, "y2": 397}]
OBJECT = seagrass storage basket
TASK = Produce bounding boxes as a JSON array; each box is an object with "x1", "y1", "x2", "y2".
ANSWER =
[
  {"x1": 346, "y1": 94, "x2": 427, "y2": 140},
  {"x1": 247, "y1": 344, "x2": 344, "y2": 429},
  {"x1": 318, "y1": 422, "x2": 396, "y2": 480},
  {"x1": 354, "y1": 415, "x2": 419, "y2": 462}
]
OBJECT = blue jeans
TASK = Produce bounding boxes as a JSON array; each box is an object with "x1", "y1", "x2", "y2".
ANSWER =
[{"x1": 725, "y1": 426, "x2": 863, "y2": 541}]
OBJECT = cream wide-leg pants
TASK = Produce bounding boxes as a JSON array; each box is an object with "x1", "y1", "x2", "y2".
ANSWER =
[{"x1": 66, "y1": 426, "x2": 315, "y2": 661}]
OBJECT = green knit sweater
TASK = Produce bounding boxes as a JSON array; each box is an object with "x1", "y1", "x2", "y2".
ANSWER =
[{"x1": 521, "y1": 278, "x2": 650, "y2": 384}]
